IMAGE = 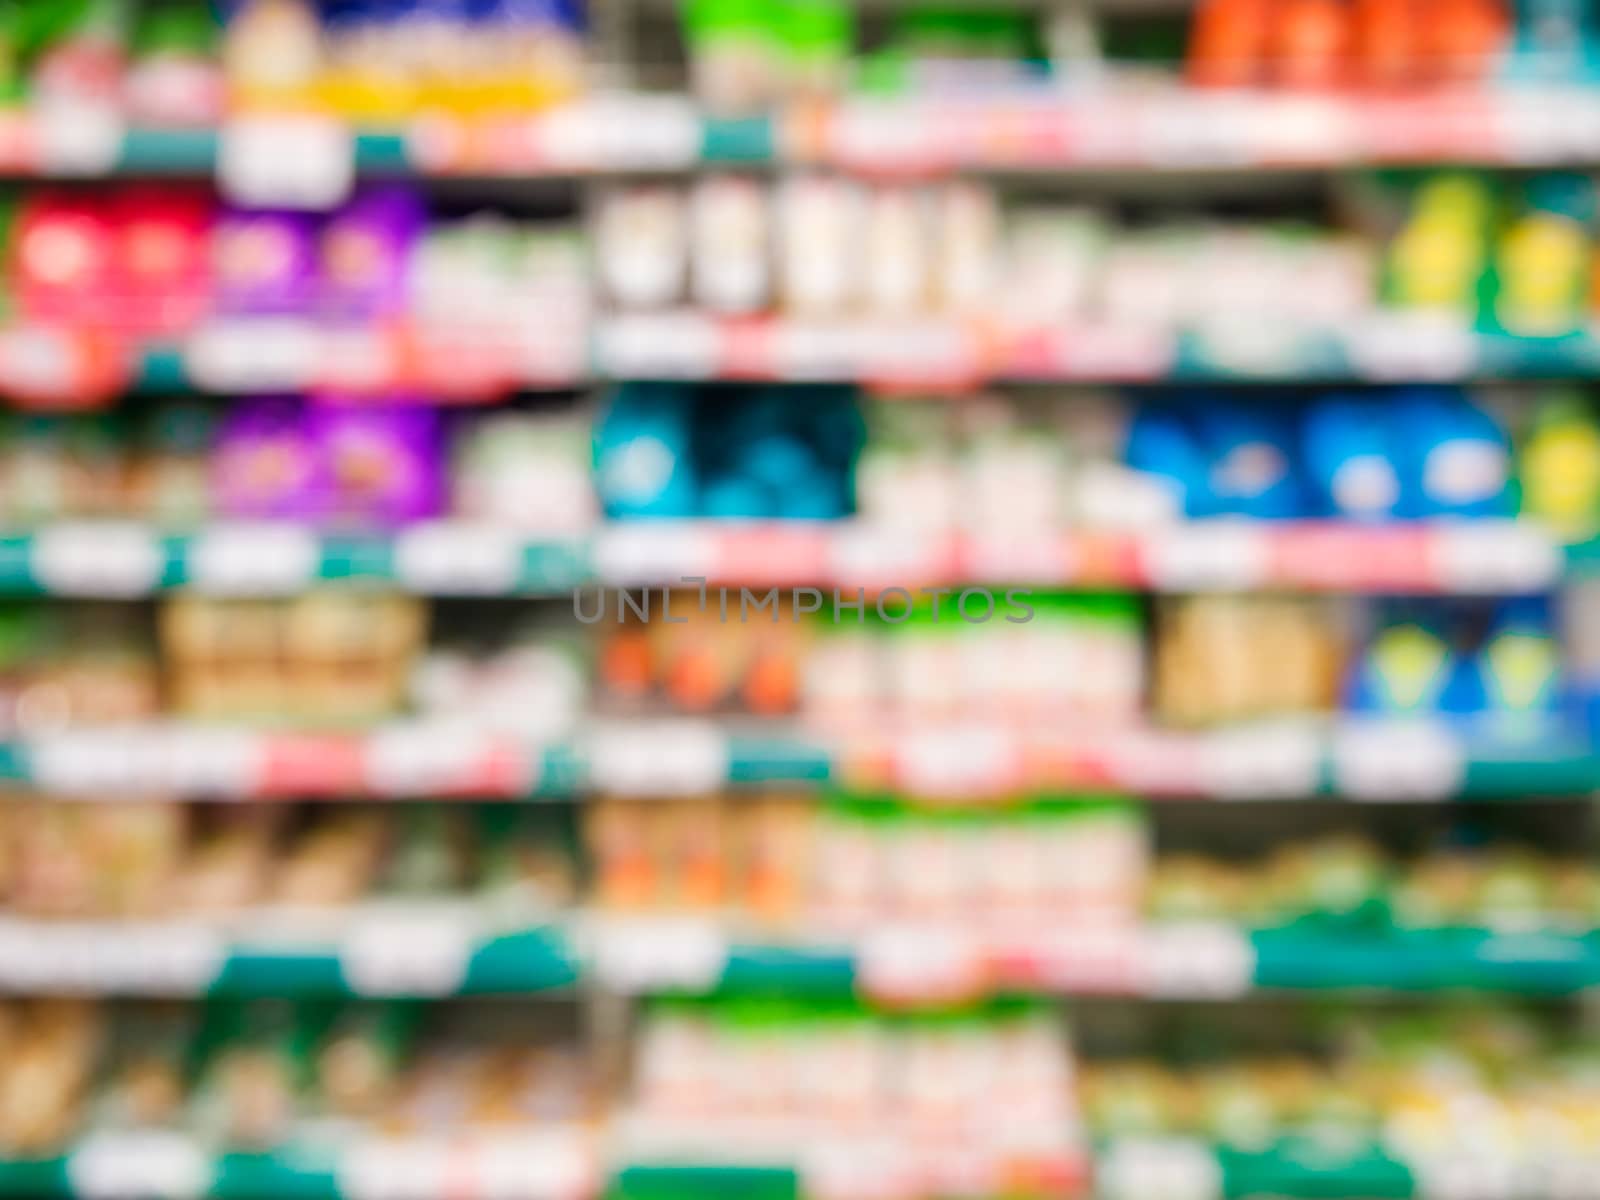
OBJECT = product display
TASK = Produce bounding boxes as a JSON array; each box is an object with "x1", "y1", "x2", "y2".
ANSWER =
[
  {"x1": 0, "y1": 997, "x2": 594, "y2": 1158},
  {"x1": 586, "y1": 794, "x2": 1146, "y2": 934},
  {"x1": 0, "y1": 801, "x2": 577, "y2": 921},
  {"x1": 1149, "y1": 833, "x2": 1600, "y2": 930},
  {"x1": 1081, "y1": 1007, "x2": 1600, "y2": 1159},
  {"x1": 0, "y1": 6, "x2": 1595, "y2": 1200}
]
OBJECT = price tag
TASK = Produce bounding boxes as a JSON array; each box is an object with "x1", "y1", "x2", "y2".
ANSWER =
[
  {"x1": 393, "y1": 521, "x2": 523, "y2": 594},
  {"x1": 33, "y1": 101, "x2": 123, "y2": 176},
  {"x1": 1200, "y1": 722, "x2": 1321, "y2": 799},
  {"x1": 1191, "y1": 317, "x2": 1305, "y2": 377},
  {"x1": 31, "y1": 730, "x2": 169, "y2": 794},
  {"x1": 1141, "y1": 522, "x2": 1268, "y2": 591},
  {"x1": 474, "y1": 1133, "x2": 596, "y2": 1200},
  {"x1": 828, "y1": 525, "x2": 953, "y2": 589},
  {"x1": 160, "y1": 726, "x2": 263, "y2": 796},
  {"x1": 594, "y1": 313, "x2": 720, "y2": 379},
  {"x1": 858, "y1": 923, "x2": 986, "y2": 1002},
  {"x1": 218, "y1": 115, "x2": 353, "y2": 209},
  {"x1": 831, "y1": 101, "x2": 944, "y2": 171},
  {"x1": 1429, "y1": 521, "x2": 1560, "y2": 593},
  {"x1": 0, "y1": 325, "x2": 111, "y2": 401},
  {"x1": 588, "y1": 916, "x2": 725, "y2": 992},
  {"x1": 1142, "y1": 96, "x2": 1249, "y2": 166},
  {"x1": 115, "y1": 922, "x2": 228, "y2": 992},
  {"x1": 1544, "y1": 1153, "x2": 1600, "y2": 1200},
  {"x1": 593, "y1": 95, "x2": 700, "y2": 169},
  {"x1": 365, "y1": 722, "x2": 523, "y2": 797},
  {"x1": 1345, "y1": 315, "x2": 1477, "y2": 380},
  {"x1": 1140, "y1": 922, "x2": 1254, "y2": 998},
  {"x1": 771, "y1": 322, "x2": 860, "y2": 380},
  {"x1": 340, "y1": 1139, "x2": 450, "y2": 1200},
  {"x1": 961, "y1": 535, "x2": 1072, "y2": 583},
  {"x1": 1408, "y1": 1152, "x2": 1517, "y2": 1200},
  {"x1": 587, "y1": 721, "x2": 728, "y2": 795},
  {"x1": 1097, "y1": 1139, "x2": 1221, "y2": 1200},
  {"x1": 1332, "y1": 720, "x2": 1464, "y2": 801},
  {"x1": 803, "y1": 1138, "x2": 915, "y2": 1200},
  {"x1": 68, "y1": 1132, "x2": 209, "y2": 1200},
  {"x1": 895, "y1": 726, "x2": 1021, "y2": 798},
  {"x1": 592, "y1": 523, "x2": 716, "y2": 585},
  {"x1": 341, "y1": 903, "x2": 475, "y2": 996},
  {"x1": 32, "y1": 522, "x2": 162, "y2": 596},
  {"x1": 185, "y1": 318, "x2": 320, "y2": 392},
  {"x1": 187, "y1": 523, "x2": 319, "y2": 594},
  {"x1": 317, "y1": 325, "x2": 400, "y2": 392},
  {"x1": 1248, "y1": 95, "x2": 1355, "y2": 162},
  {"x1": 1027, "y1": 923, "x2": 1140, "y2": 994}
]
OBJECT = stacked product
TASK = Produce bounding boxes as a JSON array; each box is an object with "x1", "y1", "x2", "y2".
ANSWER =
[
  {"x1": 586, "y1": 794, "x2": 1147, "y2": 937},
  {"x1": 0, "y1": 801, "x2": 577, "y2": 921},
  {"x1": 0, "y1": 998, "x2": 595, "y2": 1157}
]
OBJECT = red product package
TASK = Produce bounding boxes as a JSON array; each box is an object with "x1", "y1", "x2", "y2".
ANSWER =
[
  {"x1": 1271, "y1": 0, "x2": 1352, "y2": 88},
  {"x1": 1353, "y1": 0, "x2": 1421, "y2": 87},
  {"x1": 11, "y1": 192, "x2": 115, "y2": 327},
  {"x1": 1188, "y1": 0, "x2": 1273, "y2": 87},
  {"x1": 108, "y1": 186, "x2": 213, "y2": 337}
]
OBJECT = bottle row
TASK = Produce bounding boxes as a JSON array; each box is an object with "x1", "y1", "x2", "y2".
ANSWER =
[
  {"x1": 2, "y1": 384, "x2": 1597, "y2": 535},
  {"x1": 0, "y1": 993, "x2": 1594, "y2": 1200},
  {"x1": 11, "y1": 172, "x2": 1596, "y2": 342},
  {"x1": 0, "y1": 588, "x2": 1581, "y2": 738}
]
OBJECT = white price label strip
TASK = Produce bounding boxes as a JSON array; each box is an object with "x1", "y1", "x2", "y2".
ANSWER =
[
  {"x1": 1409, "y1": 1152, "x2": 1517, "y2": 1200},
  {"x1": 340, "y1": 1139, "x2": 450, "y2": 1200},
  {"x1": 859, "y1": 923, "x2": 985, "y2": 1000},
  {"x1": 592, "y1": 523, "x2": 717, "y2": 585},
  {"x1": 474, "y1": 1133, "x2": 596, "y2": 1200},
  {"x1": 1333, "y1": 720, "x2": 1465, "y2": 801},
  {"x1": 1140, "y1": 922, "x2": 1254, "y2": 998},
  {"x1": 394, "y1": 521, "x2": 523, "y2": 594},
  {"x1": 185, "y1": 319, "x2": 321, "y2": 392},
  {"x1": 34, "y1": 101, "x2": 124, "y2": 176},
  {"x1": 1430, "y1": 521, "x2": 1561, "y2": 593},
  {"x1": 1201, "y1": 722, "x2": 1321, "y2": 799},
  {"x1": 594, "y1": 313, "x2": 720, "y2": 379},
  {"x1": 68, "y1": 1133, "x2": 209, "y2": 1200},
  {"x1": 0, "y1": 920, "x2": 224, "y2": 992},
  {"x1": 592, "y1": 95, "x2": 700, "y2": 168},
  {"x1": 188, "y1": 523, "x2": 320, "y2": 594},
  {"x1": 218, "y1": 115, "x2": 353, "y2": 209},
  {"x1": 341, "y1": 903, "x2": 474, "y2": 996},
  {"x1": 32, "y1": 522, "x2": 162, "y2": 596},
  {"x1": 1142, "y1": 522, "x2": 1268, "y2": 590},
  {"x1": 1345, "y1": 315, "x2": 1477, "y2": 380},
  {"x1": 31, "y1": 730, "x2": 171, "y2": 794},
  {"x1": 0, "y1": 326, "x2": 81, "y2": 395},
  {"x1": 1098, "y1": 1139, "x2": 1221, "y2": 1200},
  {"x1": 587, "y1": 721, "x2": 728, "y2": 795},
  {"x1": 588, "y1": 916, "x2": 725, "y2": 992},
  {"x1": 365, "y1": 722, "x2": 517, "y2": 796},
  {"x1": 895, "y1": 726, "x2": 1019, "y2": 797},
  {"x1": 160, "y1": 726, "x2": 263, "y2": 796}
]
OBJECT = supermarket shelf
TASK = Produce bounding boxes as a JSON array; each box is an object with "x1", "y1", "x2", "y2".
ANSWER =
[
  {"x1": 6, "y1": 908, "x2": 1595, "y2": 999},
  {"x1": 0, "y1": 1134, "x2": 1577, "y2": 1200},
  {"x1": 7, "y1": 318, "x2": 1600, "y2": 406},
  {"x1": 0, "y1": 1130, "x2": 594, "y2": 1200},
  {"x1": 0, "y1": 910, "x2": 576, "y2": 997},
  {"x1": 0, "y1": 519, "x2": 1566, "y2": 597},
  {"x1": 0, "y1": 719, "x2": 1591, "y2": 800},
  {"x1": 43, "y1": 90, "x2": 1600, "y2": 182},
  {"x1": 591, "y1": 918, "x2": 1600, "y2": 998},
  {"x1": 593, "y1": 315, "x2": 1600, "y2": 385}
]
